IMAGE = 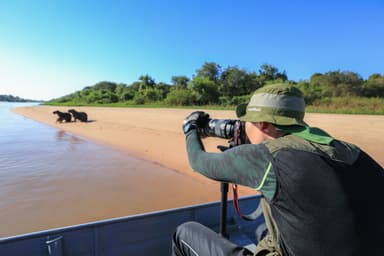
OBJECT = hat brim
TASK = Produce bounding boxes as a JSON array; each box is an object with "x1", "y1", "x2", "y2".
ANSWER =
[{"x1": 236, "y1": 104, "x2": 307, "y2": 126}]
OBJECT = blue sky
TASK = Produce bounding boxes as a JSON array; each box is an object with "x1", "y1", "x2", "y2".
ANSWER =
[{"x1": 1, "y1": 0, "x2": 383, "y2": 101}]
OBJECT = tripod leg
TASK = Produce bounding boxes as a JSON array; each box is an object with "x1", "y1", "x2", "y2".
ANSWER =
[{"x1": 220, "y1": 182, "x2": 229, "y2": 238}]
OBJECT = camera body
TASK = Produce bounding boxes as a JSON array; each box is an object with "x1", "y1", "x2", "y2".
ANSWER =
[{"x1": 200, "y1": 119, "x2": 249, "y2": 146}]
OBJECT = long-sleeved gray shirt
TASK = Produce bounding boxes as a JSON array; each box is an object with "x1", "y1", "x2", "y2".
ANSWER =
[{"x1": 186, "y1": 129, "x2": 277, "y2": 199}]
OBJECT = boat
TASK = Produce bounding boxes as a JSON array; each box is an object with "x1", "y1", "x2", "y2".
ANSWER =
[{"x1": 0, "y1": 194, "x2": 265, "y2": 255}]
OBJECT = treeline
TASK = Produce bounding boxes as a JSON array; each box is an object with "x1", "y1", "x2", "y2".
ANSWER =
[
  {"x1": 296, "y1": 71, "x2": 384, "y2": 104},
  {"x1": 0, "y1": 94, "x2": 39, "y2": 102},
  {"x1": 48, "y1": 62, "x2": 384, "y2": 113}
]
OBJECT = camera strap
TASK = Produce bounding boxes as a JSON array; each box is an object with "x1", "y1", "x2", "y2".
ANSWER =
[{"x1": 232, "y1": 184, "x2": 263, "y2": 221}]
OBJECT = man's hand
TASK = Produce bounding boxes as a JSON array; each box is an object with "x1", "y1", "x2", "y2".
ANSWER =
[{"x1": 182, "y1": 111, "x2": 210, "y2": 135}]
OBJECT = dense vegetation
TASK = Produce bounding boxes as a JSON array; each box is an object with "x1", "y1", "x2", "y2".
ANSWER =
[
  {"x1": 47, "y1": 62, "x2": 384, "y2": 114},
  {"x1": 0, "y1": 94, "x2": 40, "y2": 102}
]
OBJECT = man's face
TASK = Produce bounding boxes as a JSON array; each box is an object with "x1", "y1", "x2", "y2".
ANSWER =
[{"x1": 245, "y1": 122, "x2": 265, "y2": 144}]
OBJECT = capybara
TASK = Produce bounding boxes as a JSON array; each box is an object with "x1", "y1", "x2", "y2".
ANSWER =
[
  {"x1": 68, "y1": 109, "x2": 88, "y2": 122},
  {"x1": 53, "y1": 110, "x2": 72, "y2": 123}
]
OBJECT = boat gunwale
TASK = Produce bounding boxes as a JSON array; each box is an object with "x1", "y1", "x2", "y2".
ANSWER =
[{"x1": 0, "y1": 194, "x2": 261, "y2": 243}]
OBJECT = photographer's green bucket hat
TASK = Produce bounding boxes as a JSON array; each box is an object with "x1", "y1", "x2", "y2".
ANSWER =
[{"x1": 236, "y1": 83, "x2": 307, "y2": 126}]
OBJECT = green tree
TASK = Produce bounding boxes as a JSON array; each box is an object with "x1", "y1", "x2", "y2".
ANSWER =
[
  {"x1": 219, "y1": 66, "x2": 261, "y2": 97},
  {"x1": 295, "y1": 80, "x2": 323, "y2": 104},
  {"x1": 138, "y1": 75, "x2": 156, "y2": 90},
  {"x1": 155, "y1": 82, "x2": 171, "y2": 99},
  {"x1": 94, "y1": 81, "x2": 117, "y2": 92},
  {"x1": 165, "y1": 89, "x2": 197, "y2": 105},
  {"x1": 259, "y1": 64, "x2": 288, "y2": 82},
  {"x1": 115, "y1": 83, "x2": 127, "y2": 96},
  {"x1": 189, "y1": 62, "x2": 222, "y2": 105},
  {"x1": 132, "y1": 75, "x2": 161, "y2": 103},
  {"x1": 189, "y1": 76, "x2": 220, "y2": 105},
  {"x1": 363, "y1": 73, "x2": 384, "y2": 97},
  {"x1": 171, "y1": 76, "x2": 190, "y2": 89},
  {"x1": 141, "y1": 88, "x2": 163, "y2": 102},
  {"x1": 195, "y1": 62, "x2": 221, "y2": 82},
  {"x1": 118, "y1": 86, "x2": 135, "y2": 101},
  {"x1": 310, "y1": 71, "x2": 363, "y2": 97}
]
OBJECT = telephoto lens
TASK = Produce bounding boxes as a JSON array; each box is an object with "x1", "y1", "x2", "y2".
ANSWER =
[{"x1": 201, "y1": 119, "x2": 238, "y2": 139}]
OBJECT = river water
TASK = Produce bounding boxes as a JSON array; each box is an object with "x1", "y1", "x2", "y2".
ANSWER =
[{"x1": 0, "y1": 102, "x2": 209, "y2": 237}]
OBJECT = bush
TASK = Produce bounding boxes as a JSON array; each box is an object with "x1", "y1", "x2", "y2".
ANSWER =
[
  {"x1": 133, "y1": 95, "x2": 146, "y2": 104},
  {"x1": 219, "y1": 95, "x2": 251, "y2": 106},
  {"x1": 164, "y1": 89, "x2": 197, "y2": 105},
  {"x1": 307, "y1": 97, "x2": 384, "y2": 114}
]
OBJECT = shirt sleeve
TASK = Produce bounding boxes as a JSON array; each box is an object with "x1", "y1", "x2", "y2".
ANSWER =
[{"x1": 186, "y1": 129, "x2": 274, "y2": 190}]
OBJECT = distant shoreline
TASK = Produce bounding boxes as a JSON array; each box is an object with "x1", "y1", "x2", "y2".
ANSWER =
[
  {"x1": 0, "y1": 100, "x2": 43, "y2": 103},
  {"x1": 0, "y1": 95, "x2": 44, "y2": 102}
]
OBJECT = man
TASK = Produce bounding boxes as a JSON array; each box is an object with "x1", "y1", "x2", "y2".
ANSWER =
[{"x1": 173, "y1": 83, "x2": 384, "y2": 256}]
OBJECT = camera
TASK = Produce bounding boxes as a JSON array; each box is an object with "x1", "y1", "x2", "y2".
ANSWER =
[{"x1": 199, "y1": 119, "x2": 249, "y2": 146}]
